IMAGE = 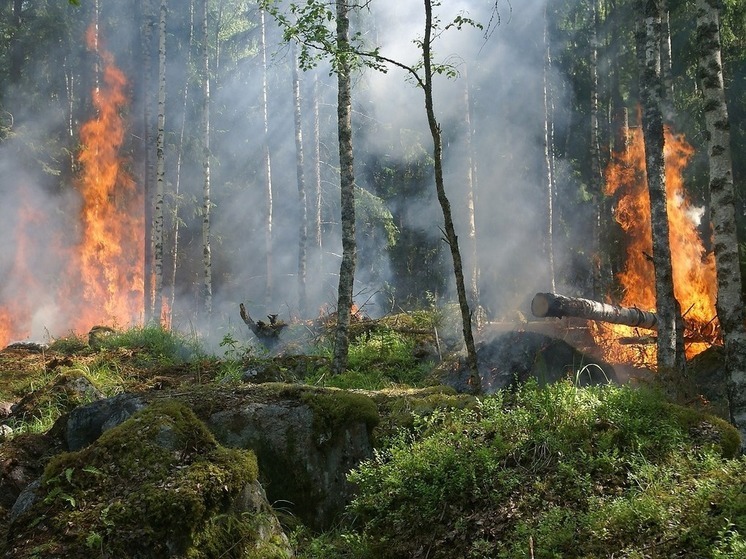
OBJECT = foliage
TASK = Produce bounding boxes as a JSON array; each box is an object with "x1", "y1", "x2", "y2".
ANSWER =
[
  {"x1": 334, "y1": 381, "x2": 746, "y2": 558},
  {"x1": 308, "y1": 327, "x2": 431, "y2": 389}
]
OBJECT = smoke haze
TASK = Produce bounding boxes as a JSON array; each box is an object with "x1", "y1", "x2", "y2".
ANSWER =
[{"x1": 0, "y1": 0, "x2": 589, "y2": 348}]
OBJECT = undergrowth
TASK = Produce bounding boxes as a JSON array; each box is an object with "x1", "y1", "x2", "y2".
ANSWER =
[
  {"x1": 298, "y1": 381, "x2": 746, "y2": 559},
  {"x1": 307, "y1": 328, "x2": 431, "y2": 389}
]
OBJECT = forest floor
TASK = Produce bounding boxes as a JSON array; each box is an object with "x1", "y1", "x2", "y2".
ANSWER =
[{"x1": 0, "y1": 317, "x2": 744, "y2": 558}]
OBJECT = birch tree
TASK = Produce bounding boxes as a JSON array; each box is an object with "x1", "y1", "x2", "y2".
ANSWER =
[
  {"x1": 140, "y1": 0, "x2": 156, "y2": 322},
  {"x1": 152, "y1": 0, "x2": 167, "y2": 324},
  {"x1": 543, "y1": 3, "x2": 556, "y2": 294},
  {"x1": 200, "y1": 0, "x2": 212, "y2": 319},
  {"x1": 170, "y1": 0, "x2": 195, "y2": 322},
  {"x1": 330, "y1": 0, "x2": 357, "y2": 374},
  {"x1": 638, "y1": 0, "x2": 685, "y2": 377},
  {"x1": 260, "y1": 7, "x2": 274, "y2": 308},
  {"x1": 292, "y1": 42, "x2": 308, "y2": 317},
  {"x1": 696, "y1": 0, "x2": 746, "y2": 448}
]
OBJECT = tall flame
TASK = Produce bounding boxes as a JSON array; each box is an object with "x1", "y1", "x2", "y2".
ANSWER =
[
  {"x1": 0, "y1": 27, "x2": 143, "y2": 347},
  {"x1": 67, "y1": 28, "x2": 144, "y2": 331},
  {"x1": 594, "y1": 125, "x2": 719, "y2": 364}
]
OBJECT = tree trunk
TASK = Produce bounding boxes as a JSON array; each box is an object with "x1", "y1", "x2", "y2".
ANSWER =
[
  {"x1": 696, "y1": 0, "x2": 746, "y2": 449},
  {"x1": 422, "y1": 0, "x2": 480, "y2": 393},
  {"x1": 200, "y1": 0, "x2": 212, "y2": 319},
  {"x1": 152, "y1": 0, "x2": 167, "y2": 324},
  {"x1": 292, "y1": 42, "x2": 308, "y2": 317},
  {"x1": 313, "y1": 73, "x2": 323, "y2": 269},
  {"x1": 169, "y1": 0, "x2": 194, "y2": 323},
  {"x1": 542, "y1": 3, "x2": 556, "y2": 294},
  {"x1": 638, "y1": 0, "x2": 684, "y2": 375},
  {"x1": 140, "y1": 0, "x2": 156, "y2": 323},
  {"x1": 532, "y1": 292, "x2": 659, "y2": 329},
  {"x1": 463, "y1": 65, "x2": 480, "y2": 326},
  {"x1": 331, "y1": 0, "x2": 357, "y2": 375},
  {"x1": 590, "y1": 0, "x2": 604, "y2": 297},
  {"x1": 260, "y1": 8, "x2": 274, "y2": 308},
  {"x1": 659, "y1": 0, "x2": 675, "y2": 122}
]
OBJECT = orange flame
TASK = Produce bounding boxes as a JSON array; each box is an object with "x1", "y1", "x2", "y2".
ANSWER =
[
  {"x1": 66, "y1": 28, "x2": 144, "y2": 331},
  {"x1": 0, "y1": 26, "x2": 143, "y2": 347},
  {"x1": 594, "y1": 125, "x2": 719, "y2": 365}
]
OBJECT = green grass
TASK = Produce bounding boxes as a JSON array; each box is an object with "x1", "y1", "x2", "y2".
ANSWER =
[{"x1": 307, "y1": 328, "x2": 431, "y2": 390}]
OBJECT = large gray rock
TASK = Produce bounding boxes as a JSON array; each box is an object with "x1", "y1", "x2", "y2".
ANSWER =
[
  {"x1": 207, "y1": 388, "x2": 378, "y2": 531},
  {"x1": 60, "y1": 386, "x2": 378, "y2": 531},
  {"x1": 65, "y1": 393, "x2": 146, "y2": 451},
  {"x1": 7, "y1": 401, "x2": 292, "y2": 559},
  {"x1": 437, "y1": 331, "x2": 617, "y2": 393}
]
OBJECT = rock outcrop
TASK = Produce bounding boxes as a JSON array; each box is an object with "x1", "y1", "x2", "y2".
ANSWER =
[{"x1": 6, "y1": 401, "x2": 292, "y2": 559}]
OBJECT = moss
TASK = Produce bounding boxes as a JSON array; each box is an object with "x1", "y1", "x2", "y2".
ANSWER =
[
  {"x1": 371, "y1": 386, "x2": 478, "y2": 443},
  {"x1": 664, "y1": 402, "x2": 742, "y2": 458},
  {"x1": 299, "y1": 387, "x2": 380, "y2": 440},
  {"x1": 9, "y1": 400, "x2": 262, "y2": 558}
]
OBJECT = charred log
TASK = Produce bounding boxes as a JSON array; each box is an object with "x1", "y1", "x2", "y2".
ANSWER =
[
  {"x1": 531, "y1": 292, "x2": 659, "y2": 330},
  {"x1": 239, "y1": 303, "x2": 287, "y2": 347}
]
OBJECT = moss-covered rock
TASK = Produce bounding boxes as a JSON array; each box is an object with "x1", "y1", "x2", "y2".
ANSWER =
[
  {"x1": 4, "y1": 401, "x2": 290, "y2": 559},
  {"x1": 207, "y1": 384, "x2": 378, "y2": 531}
]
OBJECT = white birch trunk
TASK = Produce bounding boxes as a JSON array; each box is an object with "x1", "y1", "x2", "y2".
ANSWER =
[
  {"x1": 152, "y1": 0, "x2": 167, "y2": 324},
  {"x1": 292, "y1": 43, "x2": 308, "y2": 317},
  {"x1": 260, "y1": 8, "x2": 274, "y2": 308},
  {"x1": 696, "y1": 0, "x2": 746, "y2": 449},
  {"x1": 639, "y1": 0, "x2": 685, "y2": 376},
  {"x1": 542, "y1": 4, "x2": 556, "y2": 293},
  {"x1": 170, "y1": 0, "x2": 194, "y2": 322},
  {"x1": 201, "y1": 0, "x2": 212, "y2": 318}
]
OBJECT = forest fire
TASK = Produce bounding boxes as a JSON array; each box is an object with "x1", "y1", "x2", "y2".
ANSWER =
[
  {"x1": 69, "y1": 28, "x2": 144, "y2": 331},
  {"x1": 0, "y1": 28, "x2": 142, "y2": 347},
  {"x1": 592, "y1": 126, "x2": 719, "y2": 366}
]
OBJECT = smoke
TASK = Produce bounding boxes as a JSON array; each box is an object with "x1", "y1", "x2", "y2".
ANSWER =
[{"x1": 0, "y1": 0, "x2": 585, "y2": 349}]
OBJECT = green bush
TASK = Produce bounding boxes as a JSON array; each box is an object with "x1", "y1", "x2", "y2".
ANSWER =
[{"x1": 342, "y1": 381, "x2": 746, "y2": 558}]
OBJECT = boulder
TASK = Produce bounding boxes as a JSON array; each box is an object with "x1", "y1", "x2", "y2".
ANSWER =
[
  {"x1": 60, "y1": 385, "x2": 379, "y2": 531},
  {"x1": 65, "y1": 393, "x2": 146, "y2": 451},
  {"x1": 6, "y1": 401, "x2": 292, "y2": 559},
  {"x1": 436, "y1": 331, "x2": 617, "y2": 393},
  {"x1": 206, "y1": 386, "x2": 379, "y2": 531}
]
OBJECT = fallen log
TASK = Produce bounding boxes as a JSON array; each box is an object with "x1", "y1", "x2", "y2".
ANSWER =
[{"x1": 531, "y1": 292, "x2": 659, "y2": 330}]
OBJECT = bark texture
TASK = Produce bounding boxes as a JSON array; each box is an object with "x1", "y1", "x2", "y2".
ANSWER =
[
  {"x1": 423, "y1": 0, "x2": 480, "y2": 392},
  {"x1": 200, "y1": 0, "x2": 212, "y2": 318},
  {"x1": 638, "y1": 0, "x2": 684, "y2": 374},
  {"x1": 331, "y1": 0, "x2": 356, "y2": 375},
  {"x1": 260, "y1": 9, "x2": 274, "y2": 307},
  {"x1": 532, "y1": 292, "x2": 659, "y2": 330},
  {"x1": 152, "y1": 0, "x2": 167, "y2": 324},
  {"x1": 696, "y1": 0, "x2": 746, "y2": 448},
  {"x1": 292, "y1": 43, "x2": 308, "y2": 317}
]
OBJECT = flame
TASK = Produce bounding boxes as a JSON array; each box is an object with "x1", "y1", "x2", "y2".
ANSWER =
[
  {"x1": 593, "y1": 125, "x2": 719, "y2": 365},
  {"x1": 67, "y1": 28, "x2": 144, "y2": 331},
  {"x1": 0, "y1": 26, "x2": 142, "y2": 347}
]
